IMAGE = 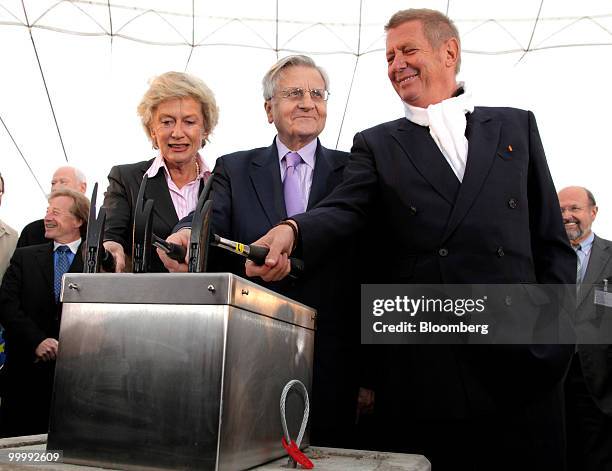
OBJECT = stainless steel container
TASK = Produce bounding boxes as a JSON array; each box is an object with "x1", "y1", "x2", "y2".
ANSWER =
[{"x1": 47, "y1": 273, "x2": 315, "y2": 471}]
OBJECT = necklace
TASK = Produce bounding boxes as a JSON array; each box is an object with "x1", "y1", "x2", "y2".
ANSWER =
[{"x1": 195, "y1": 159, "x2": 200, "y2": 179}]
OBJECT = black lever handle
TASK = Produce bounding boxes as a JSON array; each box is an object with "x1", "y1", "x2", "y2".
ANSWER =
[
  {"x1": 152, "y1": 234, "x2": 187, "y2": 263},
  {"x1": 212, "y1": 234, "x2": 304, "y2": 279}
]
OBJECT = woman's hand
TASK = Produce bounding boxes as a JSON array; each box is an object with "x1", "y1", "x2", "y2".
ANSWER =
[
  {"x1": 156, "y1": 229, "x2": 190, "y2": 273},
  {"x1": 103, "y1": 241, "x2": 126, "y2": 272}
]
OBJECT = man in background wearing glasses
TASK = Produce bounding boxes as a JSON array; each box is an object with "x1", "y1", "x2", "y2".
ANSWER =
[
  {"x1": 558, "y1": 186, "x2": 612, "y2": 471},
  {"x1": 159, "y1": 55, "x2": 362, "y2": 448}
]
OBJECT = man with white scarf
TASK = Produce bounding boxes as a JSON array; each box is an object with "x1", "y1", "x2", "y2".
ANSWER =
[{"x1": 245, "y1": 8, "x2": 575, "y2": 471}]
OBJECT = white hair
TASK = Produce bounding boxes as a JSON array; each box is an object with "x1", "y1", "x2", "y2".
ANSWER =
[
  {"x1": 73, "y1": 167, "x2": 87, "y2": 185},
  {"x1": 262, "y1": 55, "x2": 330, "y2": 100}
]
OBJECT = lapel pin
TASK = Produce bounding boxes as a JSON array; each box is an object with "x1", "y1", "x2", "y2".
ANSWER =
[{"x1": 507, "y1": 145, "x2": 513, "y2": 152}]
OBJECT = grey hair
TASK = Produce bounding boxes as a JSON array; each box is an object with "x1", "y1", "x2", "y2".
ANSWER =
[
  {"x1": 48, "y1": 188, "x2": 90, "y2": 238},
  {"x1": 385, "y1": 8, "x2": 461, "y2": 74},
  {"x1": 262, "y1": 55, "x2": 330, "y2": 100},
  {"x1": 73, "y1": 167, "x2": 87, "y2": 185}
]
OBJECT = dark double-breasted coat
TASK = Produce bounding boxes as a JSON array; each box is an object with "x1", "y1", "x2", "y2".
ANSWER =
[{"x1": 293, "y1": 108, "x2": 577, "y2": 469}]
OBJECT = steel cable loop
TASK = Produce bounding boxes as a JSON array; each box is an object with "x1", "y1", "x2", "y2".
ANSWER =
[{"x1": 280, "y1": 379, "x2": 310, "y2": 448}]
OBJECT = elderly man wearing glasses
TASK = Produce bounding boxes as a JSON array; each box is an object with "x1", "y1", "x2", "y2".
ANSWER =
[
  {"x1": 159, "y1": 55, "x2": 363, "y2": 448},
  {"x1": 206, "y1": 55, "x2": 345, "y2": 261}
]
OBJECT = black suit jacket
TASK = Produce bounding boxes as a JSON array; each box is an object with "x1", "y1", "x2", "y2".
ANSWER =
[
  {"x1": 16, "y1": 219, "x2": 48, "y2": 248},
  {"x1": 0, "y1": 242, "x2": 84, "y2": 354},
  {"x1": 103, "y1": 159, "x2": 202, "y2": 273},
  {"x1": 208, "y1": 139, "x2": 358, "y2": 445},
  {"x1": 294, "y1": 108, "x2": 577, "y2": 420},
  {"x1": 210, "y1": 139, "x2": 347, "y2": 259},
  {"x1": 208, "y1": 139, "x2": 350, "y2": 307},
  {"x1": 0, "y1": 242, "x2": 83, "y2": 436},
  {"x1": 576, "y1": 235, "x2": 612, "y2": 416}
]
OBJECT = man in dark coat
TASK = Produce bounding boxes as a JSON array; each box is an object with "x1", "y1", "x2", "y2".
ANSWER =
[
  {"x1": 246, "y1": 9, "x2": 576, "y2": 471},
  {"x1": 159, "y1": 55, "x2": 360, "y2": 448},
  {"x1": 0, "y1": 189, "x2": 88, "y2": 437},
  {"x1": 559, "y1": 186, "x2": 612, "y2": 471}
]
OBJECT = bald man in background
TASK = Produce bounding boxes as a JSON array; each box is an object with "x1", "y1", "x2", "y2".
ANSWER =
[
  {"x1": 558, "y1": 186, "x2": 612, "y2": 471},
  {"x1": 17, "y1": 166, "x2": 87, "y2": 248}
]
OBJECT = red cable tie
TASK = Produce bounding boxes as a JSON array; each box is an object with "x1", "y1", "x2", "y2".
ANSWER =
[{"x1": 281, "y1": 437, "x2": 314, "y2": 469}]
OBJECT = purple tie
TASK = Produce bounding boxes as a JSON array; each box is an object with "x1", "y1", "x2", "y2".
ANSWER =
[{"x1": 283, "y1": 152, "x2": 304, "y2": 217}]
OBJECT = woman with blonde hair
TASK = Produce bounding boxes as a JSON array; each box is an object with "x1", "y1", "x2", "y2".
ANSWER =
[{"x1": 102, "y1": 71, "x2": 218, "y2": 272}]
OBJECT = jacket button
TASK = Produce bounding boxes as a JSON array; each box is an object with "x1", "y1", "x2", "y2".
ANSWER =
[
  {"x1": 497, "y1": 247, "x2": 505, "y2": 257},
  {"x1": 505, "y1": 295, "x2": 512, "y2": 306},
  {"x1": 409, "y1": 206, "x2": 417, "y2": 215},
  {"x1": 439, "y1": 248, "x2": 448, "y2": 257},
  {"x1": 508, "y1": 198, "x2": 518, "y2": 209}
]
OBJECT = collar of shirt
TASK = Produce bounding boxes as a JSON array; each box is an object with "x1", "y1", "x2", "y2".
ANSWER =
[
  {"x1": 144, "y1": 152, "x2": 210, "y2": 181},
  {"x1": 575, "y1": 231, "x2": 595, "y2": 256},
  {"x1": 403, "y1": 82, "x2": 472, "y2": 125},
  {"x1": 0, "y1": 219, "x2": 16, "y2": 237},
  {"x1": 54, "y1": 238, "x2": 82, "y2": 254},
  {"x1": 276, "y1": 136, "x2": 318, "y2": 173},
  {"x1": 145, "y1": 152, "x2": 211, "y2": 220},
  {"x1": 402, "y1": 82, "x2": 473, "y2": 183}
]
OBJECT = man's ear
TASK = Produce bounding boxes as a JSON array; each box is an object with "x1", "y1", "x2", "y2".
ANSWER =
[
  {"x1": 444, "y1": 37, "x2": 459, "y2": 70},
  {"x1": 264, "y1": 100, "x2": 274, "y2": 124}
]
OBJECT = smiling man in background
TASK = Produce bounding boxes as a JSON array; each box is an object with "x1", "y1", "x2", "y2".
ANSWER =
[
  {"x1": 0, "y1": 189, "x2": 88, "y2": 437},
  {"x1": 17, "y1": 166, "x2": 87, "y2": 248},
  {"x1": 558, "y1": 186, "x2": 612, "y2": 471}
]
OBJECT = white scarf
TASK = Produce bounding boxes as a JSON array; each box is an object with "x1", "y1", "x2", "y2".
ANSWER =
[{"x1": 403, "y1": 83, "x2": 474, "y2": 182}]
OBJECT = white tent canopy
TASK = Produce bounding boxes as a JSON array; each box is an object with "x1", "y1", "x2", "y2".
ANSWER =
[{"x1": 1, "y1": 0, "x2": 611, "y2": 236}]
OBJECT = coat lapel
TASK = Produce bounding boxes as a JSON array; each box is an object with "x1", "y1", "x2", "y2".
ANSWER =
[
  {"x1": 249, "y1": 142, "x2": 286, "y2": 226},
  {"x1": 69, "y1": 242, "x2": 85, "y2": 274},
  {"x1": 441, "y1": 110, "x2": 501, "y2": 242},
  {"x1": 145, "y1": 171, "x2": 178, "y2": 229},
  {"x1": 35, "y1": 243, "x2": 55, "y2": 296},
  {"x1": 391, "y1": 119, "x2": 460, "y2": 206},
  {"x1": 579, "y1": 236, "x2": 612, "y2": 307},
  {"x1": 307, "y1": 142, "x2": 343, "y2": 209}
]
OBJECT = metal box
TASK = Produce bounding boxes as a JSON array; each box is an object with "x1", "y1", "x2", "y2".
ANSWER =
[{"x1": 47, "y1": 273, "x2": 315, "y2": 471}]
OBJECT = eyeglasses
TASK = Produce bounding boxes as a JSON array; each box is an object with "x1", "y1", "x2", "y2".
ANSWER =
[
  {"x1": 560, "y1": 205, "x2": 588, "y2": 214},
  {"x1": 277, "y1": 87, "x2": 329, "y2": 102}
]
